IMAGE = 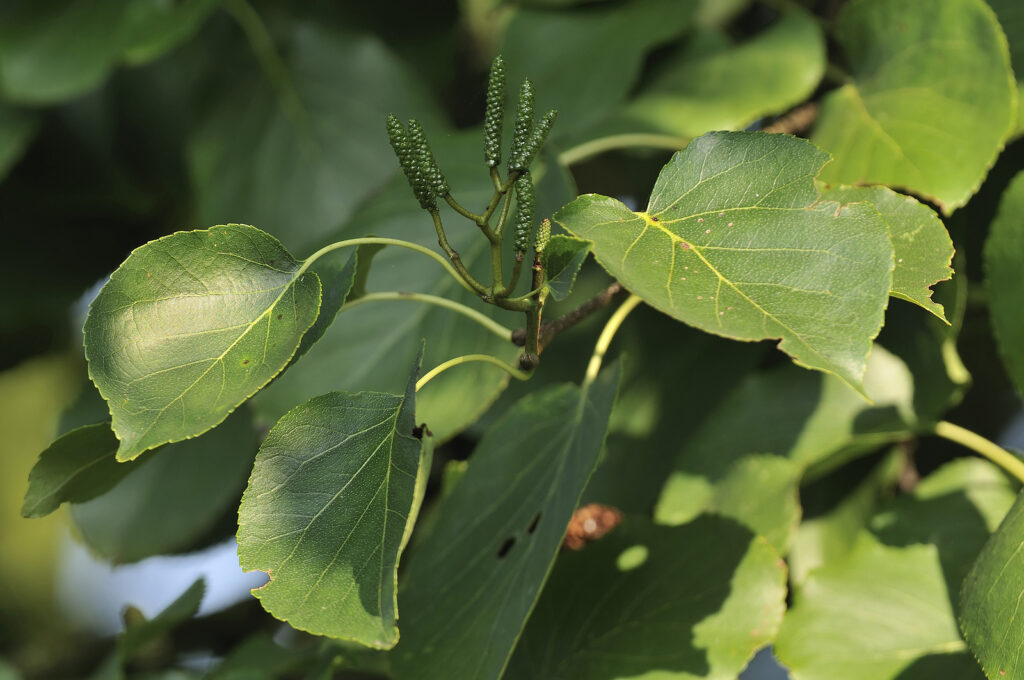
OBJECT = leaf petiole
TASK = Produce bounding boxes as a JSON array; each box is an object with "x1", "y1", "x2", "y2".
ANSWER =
[
  {"x1": 416, "y1": 354, "x2": 531, "y2": 392},
  {"x1": 340, "y1": 291, "x2": 514, "y2": 341},
  {"x1": 932, "y1": 421, "x2": 1024, "y2": 484},
  {"x1": 582, "y1": 294, "x2": 643, "y2": 389}
]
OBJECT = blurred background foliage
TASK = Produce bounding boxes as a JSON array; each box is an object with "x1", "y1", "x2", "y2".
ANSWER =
[{"x1": 1, "y1": 0, "x2": 1023, "y2": 678}]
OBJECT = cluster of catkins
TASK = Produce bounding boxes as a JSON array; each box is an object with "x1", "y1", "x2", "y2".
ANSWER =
[{"x1": 386, "y1": 56, "x2": 556, "y2": 257}]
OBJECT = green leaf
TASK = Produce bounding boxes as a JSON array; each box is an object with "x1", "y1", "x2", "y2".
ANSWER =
[
  {"x1": 985, "y1": 170, "x2": 1024, "y2": 398},
  {"x1": 653, "y1": 345, "x2": 915, "y2": 553},
  {"x1": 0, "y1": 0, "x2": 216, "y2": 105},
  {"x1": 775, "y1": 533, "x2": 977, "y2": 680},
  {"x1": 657, "y1": 454, "x2": 801, "y2": 554},
  {"x1": 960, "y1": 490, "x2": 1024, "y2": 680},
  {"x1": 821, "y1": 185, "x2": 953, "y2": 321},
  {"x1": 119, "y1": 0, "x2": 221, "y2": 66},
  {"x1": 392, "y1": 364, "x2": 621, "y2": 679},
  {"x1": 237, "y1": 351, "x2": 430, "y2": 648},
  {"x1": 292, "y1": 250, "x2": 358, "y2": 362},
  {"x1": 0, "y1": 100, "x2": 37, "y2": 182},
  {"x1": 613, "y1": 8, "x2": 825, "y2": 140},
  {"x1": 250, "y1": 133, "x2": 528, "y2": 443},
  {"x1": 872, "y1": 458, "x2": 1018, "y2": 610},
  {"x1": 505, "y1": 516, "x2": 787, "y2": 680},
  {"x1": 555, "y1": 131, "x2": 894, "y2": 393},
  {"x1": 120, "y1": 578, "x2": 206, "y2": 660},
  {"x1": 540, "y1": 234, "x2": 589, "y2": 301},
  {"x1": 21, "y1": 423, "x2": 139, "y2": 518},
  {"x1": 989, "y1": 0, "x2": 1024, "y2": 135},
  {"x1": 83, "y1": 224, "x2": 321, "y2": 461},
  {"x1": 811, "y1": 0, "x2": 1017, "y2": 214},
  {"x1": 189, "y1": 24, "x2": 444, "y2": 250},
  {"x1": 70, "y1": 408, "x2": 256, "y2": 563},
  {"x1": 501, "y1": 0, "x2": 696, "y2": 136}
]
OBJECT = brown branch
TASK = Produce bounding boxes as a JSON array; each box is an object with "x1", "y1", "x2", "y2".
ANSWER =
[
  {"x1": 511, "y1": 282, "x2": 624, "y2": 348},
  {"x1": 764, "y1": 102, "x2": 820, "y2": 136}
]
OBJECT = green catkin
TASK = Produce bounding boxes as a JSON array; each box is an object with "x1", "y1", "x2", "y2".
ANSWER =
[
  {"x1": 405, "y1": 119, "x2": 440, "y2": 210},
  {"x1": 408, "y1": 119, "x2": 448, "y2": 198},
  {"x1": 535, "y1": 218, "x2": 551, "y2": 254},
  {"x1": 484, "y1": 56, "x2": 505, "y2": 167},
  {"x1": 514, "y1": 174, "x2": 536, "y2": 253},
  {"x1": 387, "y1": 113, "x2": 416, "y2": 186},
  {"x1": 508, "y1": 78, "x2": 535, "y2": 172},
  {"x1": 516, "y1": 109, "x2": 557, "y2": 172}
]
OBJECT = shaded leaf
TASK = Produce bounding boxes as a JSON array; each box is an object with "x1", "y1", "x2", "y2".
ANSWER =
[
  {"x1": 505, "y1": 516, "x2": 787, "y2": 680},
  {"x1": 985, "y1": 170, "x2": 1024, "y2": 397},
  {"x1": 615, "y1": 8, "x2": 825, "y2": 140},
  {"x1": 237, "y1": 352, "x2": 430, "y2": 648},
  {"x1": 776, "y1": 534, "x2": 977, "y2": 680},
  {"x1": 821, "y1": 185, "x2": 953, "y2": 321},
  {"x1": 0, "y1": 101, "x2": 37, "y2": 182},
  {"x1": 84, "y1": 224, "x2": 321, "y2": 461},
  {"x1": 960, "y1": 489, "x2": 1024, "y2": 680},
  {"x1": 556, "y1": 131, "x2": 893, "y2": 393},
  {"x1": 501, "y1": 0, "x2": 696, "y2": 136},
  {"x1": 70, "y1": 408, "x2": 256, "y2": 563},
  {"x1": 812, "y1": 0, "x2": 1016, "y2": 213},
  {"x1": 293, "y1": 250, "x2": 358, "y2": 362},
  {"x1": 189, "y1": 24, "x2": 444, "y2": 250},
  {"x1": 119, "y1": 0, "x2": 220, "y2": 66},
  {"x1": 22, "y1": 423, "x2": 140, "y2": 518},
  {"x1": 120, "y1": 578, "x2": 205, "y2": 659},
  {"x1": 392, "y1": 364, "x2": 621, "y2": 679},
  {"x1": 541, "y1": 234, "x2": 590, "y2": 300}
]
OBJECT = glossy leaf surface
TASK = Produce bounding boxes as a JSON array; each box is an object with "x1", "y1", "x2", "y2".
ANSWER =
[
  {"x1": 84, "y1": 224, "x2": 321, "y2": 461},
  {"x1": 556, "y1": 131, "x2": 893, "y2": 393},
  {"x1": 237, "y1": 355, "x2": 429, "y2": 648}
]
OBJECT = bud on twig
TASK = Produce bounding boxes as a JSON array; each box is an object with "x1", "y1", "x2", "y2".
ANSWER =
[{"x1": 484, "y1": 56, "x2": 505, "y2": 168}]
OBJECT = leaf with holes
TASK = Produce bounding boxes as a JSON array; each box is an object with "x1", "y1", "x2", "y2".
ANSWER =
[
  {"x1": 811, "y1": 0, "x2": 1016, "y2": 214},
  {"x1": 821, "y1": 185, "x2": 953, "y2": 321},
  {"x1": 392, "y1": 364, "x2": 621, "y2": 679},
  {"x1": 505, "y1": 516, "x2": 787, "y2": 680},
  {"x1": 236, "y1": 351, "x2": 431, "y2": 648},
  {"x1": 555, "y1": 131, "x2": 893, "y2": 394},
  {"x1": 960, "y1": 490, "x2": 1024, "y2": 680},
  {"x1": 83, "y1": 223, "x2": 322, "y2": 461}
]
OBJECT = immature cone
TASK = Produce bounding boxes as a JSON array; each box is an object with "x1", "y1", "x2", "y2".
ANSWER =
[
  {"x1": 508, "y1": 78, "x2": 535, "y2": 172},
  {"x1": 515, "y1": 109, "x2": 557, "y2": 172},
  {"x1": 405, "y1": 118, "x2": 446, "y2": 199},
  {"x1": 535, "y1": 218, "x2": 551, "y2": 254},
  {"x1": 483, "y1": 56, "x2": 505, "y2": 167},
  {"x1": 513, "y1": 174, "x2": 536, "y2": 253}
]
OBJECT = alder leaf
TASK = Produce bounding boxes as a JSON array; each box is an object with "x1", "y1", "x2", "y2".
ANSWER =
[
  {"x1": 811, "y1": 0, "x2": 1017, "y2": 214},
  {"x1": 555, "y1": 131, "x2": 893, "y2": 394},
  {"x1": 985, "y1": 170, "x2": 1024, "y2": 398},
  {"x1": 21, "y1": 423, "x2": 138, "y2": 518},
  {"x1": 84, "y1": 224, "x2": 321, "y2": 461},
  {"x1": 505, "y1": 516, "x2": 787, "y2": 680},
  {"x1": 821, "y1": 184, "x2": 953, "y2": 322},
  {"x1": 392, "y1": 364, "x2": 621, "y2": 679},
  {"x1": 776, "y1": 533, "x2": 978, "y2": 680},
  {"x1": 960, "y1": 491, "x2": 1024, "y2": 680},
  {"x1": 236, "y1": 351, "x2": 431, "y2": 649}
]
